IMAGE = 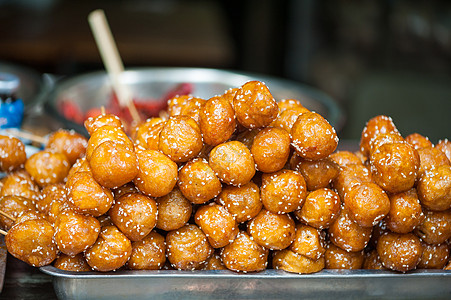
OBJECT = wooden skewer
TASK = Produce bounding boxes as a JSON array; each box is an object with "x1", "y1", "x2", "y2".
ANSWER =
[
  {"x1": 100, "y1": 106, "x2": 106, "y2": 115},
  {"x1": 0, "y1": 229, "x2": 7, "y2": 236},
  {"x1": 88, "y1": 9, "x2": 141, "y2": 125},
  {"x1": 3, "y1": 129, "x2": 47, "y2": 145},
  {"x1": 0, "y1": 210, "x2": 15, "y2": 222}
]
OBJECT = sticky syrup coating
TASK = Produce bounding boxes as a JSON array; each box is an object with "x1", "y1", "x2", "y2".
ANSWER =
[
  {"x1": 166, "y1": 224, "x2": 213, "y2": 270},
  {"x1": 156, "y1": 187, "x2": 192, "y2": 231},
  {"x1": 294, "y1": 188, "x2": 341, "y2": 229},
  {"x1": 273, "y1": 249, "x2": 325, "y2": 274},
  {"x1": 417, "y1": 242, "x2": 449, "y2": 269},
  {"x1": 177, "y1": 158, "x2": 222, "y2": 204},
  {"x1": 436, "y1": 139, "x2": 451, "y2": 162},
  {"x1": 25, "y1": 150, "x2": 70, "y2": 188},
  {"x1": 203, "y1": 252, "x2": 227, "y2": 270},
  {"x1": 54, "y1": 253, "x2": 92, "y2": 272},
  {"x1": 109, "y1": 192, "x2": 158, "y2": 242},
  {"x1": 368, "y1": 132, "x2": 405, "y2": 157},
  {"x1": 271, "y1": 105, "x2": 310, "y2": 133},
  {"x1": 247, "y1": 209, "x2": 295, "y2": 250},
  {"x1": 221, "y1": 231, "x2": 268, "y2": 272},
  {"x1": 260, "y1": 170, "x2": 307, "y2": 214},
  {"x1": 216, "y1": 181, "x2": 262, "y2": 223},
  {"x1": 417, "y1": 165, "x2": 451, "y2": 211},
  {"x1": 414, "y1": 209, "x2": 451, "y2": 244},
  {"x1": 178, "y1": 97, "x2": 206, "y2": 124},
  {"x1": 376, "y1": 232, "x2": 423, "y2": 272},
  {"x1": 324, "y1": 242, "x2": 364, "y2": 269},
  {"x1": 209, "y1": 141, "x2": 256, "y2": 186},
  {"x1": 385, "y1": 188, "x2": 424, "y2": 234},
  {"x1": 405, "y1": 133, "x2": 433, "y2": 150},
  {"x1": 46, "y1": 197, "x2": 70, "y2": 225},
  {"x1": 66, "y1": 157, "x2": 91, "y2": 182},
  {"x1": 127, "y1": 231, "x2": 166, "y2": 270},
  {"x1": 0, "y1": 195, "x2": 36, "y2": 230},
  {"x1": 6, "y1": 218, "x2": 57, "y2": 267},
  {"x1": 84, "y1": 113, "x2": 124, "y2": 135},
  {"x1": 332, "y1": 163, "x2": 372, "y2": 200},
  {"x1": 290, "y1": 224, "x2": 325, "y2": 260},
  {"x1": 54, "y1": 209, "x2": 101, "y2": 256},
  {"x1": 292, "y1": 156, "x2": 340, "y2": 191},
  {"x1": 85, "y1": 225, "x2": 132, "y2": 272},
  {"x1": 45, "y1": 129, "x2": 88, "y2": 165},
  {"x1": 37, "y1": 183, "x2": 66, "y2": 215},
  {"x1": 0, "y1": 170, "x2": 40, "y2": 202},
  {"x1": 132, "y1": 117, "x2": 164, "y2": 148},
  {"x1": 363, "y1": 250, "x2": 385, "y2": 270},
  {"x1": 167, "y1": 94, "x2": 193, "y2": 117},
  {"x1": 0, "y1": 135, "x2": 27, "y2": 172},
  {"x1": 417, "y1": 146, "x2": 450, "y2": 176},
  {"x1": 85, "y1": 125, "x2": 133, "y2": 161},
  {"x1": 291, "y1": 111, "x2": 338, "y2": 161},
  {"x1": 360, "y1": 115, "x2": 399, "y2": 157},
  {"x1": 329, "y1": 151, "x2": 363, "y2": 168},
  {"x1": 133, "y1": 149, "x2": 178, "y2": 198}
]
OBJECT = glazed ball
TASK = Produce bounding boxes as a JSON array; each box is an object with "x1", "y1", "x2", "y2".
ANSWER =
[
  {"x1": 14, "y1": 210, "x2": 46, "y2": 225},
  {"x1": 221, "y1": 231, "x2": 268, "y2": 272},
  {"x1": 109, "y1": 192, "x2": 158, "y2": 241},
  {"x1": 90, "y1": 140, "x2": 138, "y2": 189},
  {"x1": 133, "y1": 149, "x2": 178, "y2": 198},
  {"x1": 208, "y1": 141, "x2": 255, "y2": 186},
  {"x1": 127, "y1": 231, "x2": 166, "y2": 270},
  {"x1": 368, "y1": 132, "x2": 405, "y2": 156},
  {"x1": 277, "y1": 98, "x2": 306, "y2": 113},
  {"x1": 199, "y1": 95, "x2": 236, "y2": 146},
  {"x1": 6, "y1": 218, "x2": 57, "y2": 267},
  {"x1": 360, "y1": 115, "x2": 399, "y2": 158},
  {"x1": 216, "y1": 181, "x2": 262, "y2": 223},
  {"x1": 273, "y1": 249, "x2": 325, "y2": 274},
  {"x1": 376, "y1": 232, "x2": 423, "y2": 272},
  {"x1": 250, "y1": 127, "x2": 290, "y2": 173},
  {"x1": 232, "y1": 81, "x2": 278, "y2": 129},
  {"x1": 85, "y1": 125, "x2": 133, "y2": 161},
  {"x1": 54, "y1": 253, "x2": 91, "y2": 272},
  {"x1": 84, "y1": 113, "x2": 124, "y2": 135},
  {"x1": 417, "y1": 242, "x2": 449, "y2": 269},
  {"x1": 370, "y1": 142, "x2": 420, "y2": 194},
  {"x1": 47, "y1": 197, "x2": 70, "y2": 225},
  {"x1": 85, "y1": 225, "x2": 132, "y2": 272},
  {"x1": 292, "y1": 157, "x2": 340, "y2": 191},
  {"x1": 203, "y1": 252, "x2": 227, "y2": 270},
  {"x1": 159, "y1": 115, "x2": 203, "y2": 163},
  {"x1": 155, "y1": 187, "x2": 192, "y2": 231},
  {"x1": 132, "y1": 117, "x2": 164, "y2": 148},
  {"x1": 417, "y1": 165, "x2": 451, "y2": 211},
  {"x1": 0, "y1": 195, "x2": 36, "y2": 230},
  {"x1": 46, "y1": 129, "x2": 88, "y2": 165},
  {"x1": 405, "y1": 133, "x2": 433, "y2": 150},
  {"x1": 325, "y1": 243, "x2": 364, "y2": 269},
  {"x1": 167, "y1": 94, "x2": 193, "y2": 117},
  {"x1": 25, "y1": 150, "x2": 70, "y2": 188},
  {"x1": 54, "y1": 209, "x2": 101, "y2": 256},
  {"x1": 166, "y1": 224, "x2": 213, "y2": 270},
  {"x1": 436, "y1": 139, "x2": 451, "y2": 162},
  {"x1": 271, "y1": 105, "x2": 310, "y2": 133},
  {"x1": 363, "y1": 250, "x2": 385, "y2": 270},
  {"x1": 294, "y1": 188, "x2": 341, "y2": 229},
  {"x1": 247, "y1": 209, "x2": 295, "y2": 250},
  {"x1": 37, "y1": 183, "x2": 66, "y2": 215},
  {"x1": 417, "y1": 146, "x2": 450, "y2": 176},
  {"x1": 66, "y1": 157, "x2": 91, "y2": 182},
  {"x1": 290, "y1": 224, "x2": 325, "y2": 260},
  {"x1": 177, "y1": 158, "x2": 222, "y2": 204},
  {"x1": 385, "y1": 188, "x2": 424, "y2": 234},
  {"x1": 260, "y1": 170, "x2": 307, "y2": 214},
  {"x1": 0, "y1": 135, "x2": 26, "y2": 172},
  {"x1": 178, "y1": 97, "x2": 206, "y2": 124},
  {"x1": 330, "y1": 151, "x2": 363, "y2": 168},
  {"x1": 235, "y1": 128, "x2": 261, "y2": 150},
  {"x1": 112, "y1": 182, "x2": 138, "y2": 200},
  {"x1": 66, "y1": 171, "x2": 114, "y2": 217},
  {"x1": 0, "y1": 170, "x2": 40, "y2": 202},
  {"x1": 414, "y1": 209, "x2": 451, "y2": 244},
  {"x1": 332, "y1": 163, "x2": 372, "y2": 203}
]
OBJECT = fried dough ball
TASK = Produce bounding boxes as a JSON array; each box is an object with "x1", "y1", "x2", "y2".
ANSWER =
[
  {"x1": 360, "y1": 115, "x2": 399, "y2": 158},
  {"x1": 66, "y1": 171, "x2": 114, "y2": 217},
  {"x1": 167, "y1": 94, "x2": 192, "y2": 117},
  {"x1": 133, "y1": 149, "x2": 178, "y2": 198},
  {"x1": 159, "y1": 115, "x2": 203, "y2": 163},
  {"x1": 109, "y1": 192, "x2": 158, "y2": 241},
  {"x1": 127, "y1": 231, "x2": 166, "y2": 270},
  {"x1": 260, "y1": 170, "x2": 307, "y2": 214},
  {"x1": 0, "y1": 170, "x2": 40, "y2": 202},
  {"x1": 271, "y1": 105, "x2": 310, "y2": 133},
  {"x1": 324, "y1": 243, "x2": 364, "y2": 269},
  {"x1": 277, "y1": 98, "x2": 306, "y2": 113},
  {"x1": 209, "y1": 141, "x2": 255, "y2": 186},
  {"x1": 0, "y1": 135, "x2": 26, "y2": 172},
  {"x1": 132, "y1": 117, "x2": 164, "y2": 147},
  {"x1": 332, "y1": 163, "x2": 372, "y2": 202},
  {"x1": 368, "y1": 132, "x2": 405, "y2": 156},
  {"x1": 273, "y1": 249, "x2": 325, "y2": 274},
  {"x1": 250, "y1": 127, "x2": 290, "y2": 173},
  {"x1": 45, "y1": 129, "x2": 88, "y2": 165},
  {"x1": 370, "y1": 142, "x2": 420, "y2": 194},
  {"x1": 248, "y1": 209, "x2": 295, "y2": 250},
  {"x1": 232, "y1": 81, "x2": 278, "y2": 129},
  {"x1": 177, "y1": 158, "x2": 222, "y2": 204},
  {"x1": 54, "y1": 209, "x2": 101, "y2": 256},
  {"x1": 294, "y1": 188, "x2": 341, "y2": 229},
  {"x1": 37, "y1": 183, "x2": 66, "y2": 215},
  {"x1": 67, "y1": 157, "x2": 91, "y2": 182},
  {"x1": 155, "y1": 187, "x2": 192, "y2": 231},
  {"x1": 405, "y1": 133, "x2": 433, "y2": 150},
  {"x1": 235, "y1": 128, "x2": 261, "y2": 149},
  {"x1": 54, "y1": 253, "x2": 91, "y2": 272},
  {"x1": 221, "y1": 231, "x2": 268, "y2": 272},
  {"x1": 436, "y1": 139, "x2": 451, "y2": 162},
  {"x1": 90, "y1": 140, "x2": 138, "y2": 189},
  {"x1": 85, "y1": 225, "x2": 132, "y2": 272},
  {"x1": 216, "y1": 181, "x2": 262, "y2": 223},
  {"x1": 417, "y1": 146, "x2": 450, "y2": 176},
  {"x1": 166, "y1": 224, "x2": 213, "y2": 270},
  {"x1": 178, "y1": 97, "x2": 206, "y2": 124},
  {"x1": 15, "y1": 210, "x2": 46, "y2": 225},
  {"x1": 47, "y1": 197, "x2": 70, "y2": 225},
  {"x1": 417, "y1": 242, "x2": 449, "y2": 269},
  {"x1": 291, "y1": 111, "x2": 338, "y2": 161},
  {"x1": 144, "y1": 120, "x2": 166, "y2": 151},
  {"x1": 85, "y1": 125, "x2": 133, "y2": 161},
  {"x1": 5, "y1": 218, "x2": 57, "y2": 267},
  {"x1": 363, "y1": 250, "x2": 385, "y2": 270},
  {"x1": 25, "y1": 150, "x2": 70, "y2": 188},
  {"x1": 293, "y1": 157, "x2": 340, "y2": 191},
  {"x1": 290, "y1": 224, "x2": 325, "y2": 260},
  {"x1": 385, "y1": 188, "x2": 424, "y2": 234},
  {"x1": 84, "y1": 113, "x2": 124, "y2": 135},
  {"x1": 112, "y1": 182, "x2": 138, "y2": 200},
  {"x1": 330, "y1": 151, "x2": 363, "y2": 167},
  {"x1": 417, "y1": 165, "x2": 451, "y2": 211},
  {"x1": 203, "y1": 251, "x2": 227, "y2": 270},
  {"x1": 414, "y1": 209, "x2": 451, "y2": 244},
  {"x1": 0, "y1": 195, "x2": 36, "y2": 230},
  {"x1": 376, "y1": 232, "x2": 423, "y2": 272}
]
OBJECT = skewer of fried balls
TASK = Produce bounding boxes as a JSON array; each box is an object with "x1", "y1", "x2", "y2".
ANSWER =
[{"x1": 1, "y1": 80, "x2": 451, "y2": 273}]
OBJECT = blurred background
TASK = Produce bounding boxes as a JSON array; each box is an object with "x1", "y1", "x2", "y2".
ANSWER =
[{"x1": 0, "y1": 0, "x2": 450, "y2": 142}]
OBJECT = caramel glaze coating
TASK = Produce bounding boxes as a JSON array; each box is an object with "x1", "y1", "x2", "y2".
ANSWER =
[
  {"x1": 248, "y1": 209, "x2": 295, "y2": 250},
  {"x1": 360, "y1": 115, "x2": 399, "y2": 157},
  {"x1": 260, "y1": 170, "x2": 307, "y2": 214},
  {"x1": 0, "y1": 195, "x2": 36, "y2": 230},
  {"x1": 273, "y1": 249, "x2": 325, "y2": 274},
  {"x1": 0, "y1": 170, "x2": 40, "y2": 202},
  {"x1": 294, "y1": 188, "x2": 341, "y2": 229},
  {"x1": 330, "y1": 151, "x2": 363, "y2": 168},
  {"x1": 251, "y1": 127, "x2": 291, "y2": 173},
  {"x1": 216, "y1": 181, "x2": 262, "y2": 223},
  {"x1": 363, "y1": 250, "x2": 385, "y2": 270},
  {"x1": 221, "y1": 231, "x2": 268, "y2": 272},
  {"x1": 166, "y1": 224, "x2": 213, "y2": 270},
  {"x1": 292, "y1": 157, "x2": 340, "y2": 191},
  {"x1": 6, "y1": 218, "x2": 57, "y2": 267},
  {"x1": 232, "y1": 81, "x2": 279, "y2": 129},
  {"x1": 377, "y1": 232, "x2": 423, "y2": 272},
  {"x1": 54, "y1": 209, "x2": 101, "y2": 256},
  {"x1": 133, "y1": 149, "x2": 178, "y2": 198},
  {"x1": 414, "y1": 209, "x2": 451, "y2": 244},
  {"x1": 37, "y1": 183, "x2": 66, "y2": 215},
  {"x1": 332, "y1": 163, "x2": 372, "y2": 202},
  {"x1": 85, "y1": 125, "x2": 133, "y2": 161},
  {"x1": 46, "y1": 129, "x2": 88, "y2": 165},
  {"x1": 156, "y1": 187, "x2": 192, "y2": 231},
  {"x1": 127, "y1": 231, "x2": 166, "y2": 270},
  {"x1": 25, "y1": 150, "x2": 70, "y2": 188},
  {"x1": 195, "y1": 203, "x2": 238, "y2": 248},
  {"x1": 417, "y1": 165, "x2": 451, "y2": 211},
  {"x1": 291, "y1": 111, "x2": 338, "y2": 160},
  {"x1": 436, "y1": 139, "x2": 451, "y2": 162},
  {"x1": 209, "y1": 141, "x2": 255, "y2": 186},
  {"x1": 385, "y1": 188, "x2": 424, "y2": 234},
  {"x1": 324, "y1": 242, "x2": 364, "y2": 269},
  {"x1": 85, "y1": 225, "x2": 132, "y2": 272},
  {"x1": 368, "y1": 132, "x2": 405, "y2": 157},
  {"x1": 54, "y1": 253, "x2": 92, "y2": 272},
  {"x1": 417, "y1": 146, "x2": 450, "y2": 176},
  {"x1": 271, "y1": 105, "x2": 310, "y2": 133},
  {"x1": 405, "y1": 133, "x2": 433, "y2": 150},
  {"x1": 177, "y1": 158, "x2": 222, "y2": 204},
  {"x1": 417, "y1": 242, "x2": 449, "y2": 269},
  {"x1": 290, "y1": 224, "x2": 325, "y2": 260},
  {"x1": 84, "y1": 113, "x2": 124, "y2": 135},
  {"x1": 0, "y1": 135, "x2": 27, "y2": 172}
]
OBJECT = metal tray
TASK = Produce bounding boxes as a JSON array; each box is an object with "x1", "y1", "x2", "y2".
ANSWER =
[{"x1": 40, "y1": 266, "x2": 451, "y2": 300}]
